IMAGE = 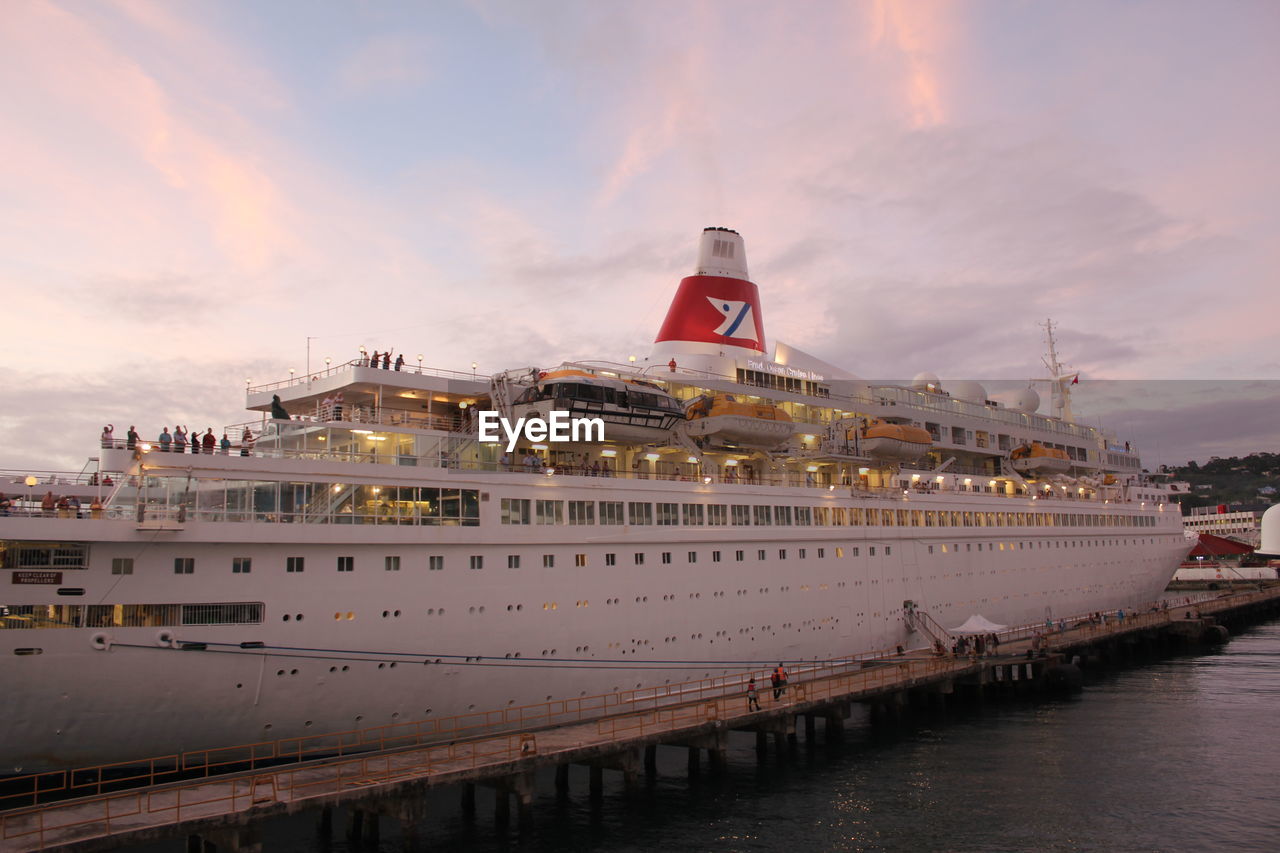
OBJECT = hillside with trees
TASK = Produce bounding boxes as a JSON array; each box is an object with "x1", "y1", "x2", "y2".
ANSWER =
[{"x1": 1161, "y1": 452, "x2": 1280, "y2": 510}]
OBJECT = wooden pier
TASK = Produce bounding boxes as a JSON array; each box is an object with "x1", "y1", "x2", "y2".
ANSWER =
[{"x1": 4, "y1": 585, "x2": 1278, "y2": 852}]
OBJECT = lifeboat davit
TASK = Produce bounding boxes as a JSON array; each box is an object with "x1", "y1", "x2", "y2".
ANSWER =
[
  {"x1": 683, "y1": 394, "x2": 795, "y2": 449},
  {"x1": 860, "y1": 419, "x2": 933, "y2": 460},
  {"x1": 1010, "y1": 442, "x2": 1071, "y2": 474}
]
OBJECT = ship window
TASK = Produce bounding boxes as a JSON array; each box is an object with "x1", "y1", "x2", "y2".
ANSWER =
[
  {"x1": 536, "y1": 500, "x2": 564, "y2": 525},
  {"x1": 779, "y1": 549, "x2": 787, "y2": 559},
  {"x1": 337, "y1": 556, "x2": 353, "y2": 572},
  {"x1": 869, "y1": 547, "x2": 876, "y2": 556},
  {"x1": 928, "y1": 545, "x2": 934, "y2": 554},
  {"x1": 712, "y1": 550, "x2": 721, "y2": 562},
  {"x1": 753, "y1": 506, "x2": 771, "y2": 526},
  {"x1": 232, "y1": 557, "x2": 251, "y2": 574},
  {"x1": 112, "y1": 558, "x2": 134, "y2": 575},
  {"x1": 569, "y1": 501, "x2": 594, "y2": 525},
  {"x1": 757, "y1": 549, "x2": 766, "y2": 560},
  {"x1": 508, "y1": 555, "x2": 521, "y2": 569},
  {"x1": 795, "y1": 507, "x2": 812, "y2": 526},
  {"x1": 818, "y1": 548, "x2": 825, "y2": 558},
  {"x1": 174, "y1": 558, "x2": 194, "y2": 575},
  {"x1": 799, "y1": 549, "x2": 806, "y2": 559},
  {"x1": 814, "y1": 507, "x2": 830, "y2": 526},
  {"x1": 735, "y1": 550, "x2": 744, "y2": 561},
  {"x1": 543, "y1": 555, "x2": 555, "y2": 568},
  {"x1": 835, "y1": 547, "x2": 844, "y2": 558},
  {"x1": 707, "y1": 505, "x2": 727, "y2": 526},
  {"x1": 385, "y1": 556, "x2": 401, "y2": 572},
  {"x1": 428, "y1": 555, "x2": 444, "y2": 571},
  {"x1": 661, "y1": 552, "x2": 672, "y2": 564},
  {"x1": 181, "y1": 602, "x2": 263, "y2": 625},
  {"x1": 657, "y1": 503, "x2": 679, "y2": 526},
  {"x1": 773, "y1": 506, "x2": 792, "y2": 526},
  {"x1": 687, "y1": 551, "x2": 697, "y2": 563},
  {"x1": 731, "y1": 505, "x2": 751, "y2": 526},
  {"x1": 575, "y1": 554, "x2": 587, "y2": 567},
  {"x1": 682, "y1": 504, "x2": 705, "y2": 526},
  {"x1": 849, "y1": 508, "x2": 863, "y2": 526},
  {"x1": 882, "y1": 510, "x2": 895, "y2": 526},
  {"x1": 599, "y1": 502, "x2": 624, "y2": 525},
  {"x1": 605, "y1": 553, "x2": 616, "y2": 566},
  {"x1": 628, "y1": 502, "x2": 653, "y2": 525},
  {"x1": 634, "y1": 553, "x2": 645, "y2": 565},
  {"x1": 470, "y1": 556, "x2": 484, "y2": 570},
  {"x1": 501, "y1": 498, "x2": 531, "y2": 525},
  {"x1": 885, "y1": 546, "x2": 892, "y2": 556},
  {"x1": 851, "y1": 547, "x2": 860, "y2": 557},
  {"x1": 0, "y1": 542, "x2": 89, "y2": 571},
  {"x1": 286, "y1": 557, "x2": 304, "y2": 573}
]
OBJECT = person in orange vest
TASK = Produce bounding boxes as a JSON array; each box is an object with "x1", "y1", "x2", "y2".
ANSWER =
[
  {"x1": 771, "y1": 663, "x2": 788, "y2": 700},
  {"x1": 746, "y1": 677, "x2": 760, "y2": 711}
]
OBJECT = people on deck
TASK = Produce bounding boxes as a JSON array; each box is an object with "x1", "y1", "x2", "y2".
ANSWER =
[{"x1": 100, "y1": 424, "x2": 114, "y2": 448}]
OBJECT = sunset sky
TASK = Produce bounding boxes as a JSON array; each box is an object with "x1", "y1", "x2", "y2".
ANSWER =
[{"x1": 2, "y1": 0, "x2": 1278, "y2": 473}]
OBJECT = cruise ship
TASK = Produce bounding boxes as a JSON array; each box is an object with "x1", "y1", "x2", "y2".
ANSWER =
[{"x1": 0, "y1": 228, "x2": 1189, "y2": 772}]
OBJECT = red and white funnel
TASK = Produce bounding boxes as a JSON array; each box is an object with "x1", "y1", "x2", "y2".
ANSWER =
[{"x1": 650, "y1": 228, "x2": 766, "y2": 369}]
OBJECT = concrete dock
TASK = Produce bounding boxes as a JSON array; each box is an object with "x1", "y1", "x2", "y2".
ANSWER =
[{"x1": 4, "y1": 585, "x2": 1278, "y2": 852}]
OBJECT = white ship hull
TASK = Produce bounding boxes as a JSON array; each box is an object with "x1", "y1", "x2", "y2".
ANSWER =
[{"x1": 0, "y1": 472, "x2": 1187, "y2": 772}]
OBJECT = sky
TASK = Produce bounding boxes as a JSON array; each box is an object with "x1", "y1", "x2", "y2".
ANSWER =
[{"x1": 2, "y1": 0, "x2": 1278, "y2": 473}]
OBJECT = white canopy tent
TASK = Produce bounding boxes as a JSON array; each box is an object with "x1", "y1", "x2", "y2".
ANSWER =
[{"x1": 950, "y1": 614, "x2": 1008, "y2": 635}]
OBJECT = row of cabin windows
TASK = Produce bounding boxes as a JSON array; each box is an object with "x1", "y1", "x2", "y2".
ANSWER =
[
  {"x1": 150, "y1": 545, "x2": 845, "y2": 575},
  {"x1": 151, "y1": 533, "x2": 1160, "y2": 575},
  {"x1": 161, "y1": 555, "x2": 412, "y2": 574},
  {"x1": 498, "y1": 499, "x2": 1160, "y2": 529}
]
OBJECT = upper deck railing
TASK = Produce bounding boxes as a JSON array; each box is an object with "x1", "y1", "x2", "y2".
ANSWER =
[{"x1": 247, "y1": 359, "x2": 486, "y2": 395}]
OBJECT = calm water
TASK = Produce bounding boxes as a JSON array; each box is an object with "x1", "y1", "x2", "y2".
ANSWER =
[{"x1": 140, "y1": 619, "x2": 1280, "y2": 852}]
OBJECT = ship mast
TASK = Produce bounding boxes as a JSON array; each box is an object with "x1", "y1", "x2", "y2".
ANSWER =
[{"x1": 1040, "y1": 318, "x2": 1075, "y2": 423}]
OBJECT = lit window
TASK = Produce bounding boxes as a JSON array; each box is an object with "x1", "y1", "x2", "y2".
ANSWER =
[{"x1": 575, "y1": 554, "x2": 587, "y2": 567}]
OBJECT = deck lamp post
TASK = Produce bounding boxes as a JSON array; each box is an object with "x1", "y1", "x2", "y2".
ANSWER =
[
  {"x1": 417, "y1": 354, "x2": 423, "y2": 372},
  {"x1": 25, "y1": 474, "x2": 36, "y2": 511}
]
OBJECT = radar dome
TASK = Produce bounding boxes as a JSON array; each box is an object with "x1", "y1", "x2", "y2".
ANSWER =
[
  {"x1": 911, "y1": 372, "x2": 942, "y2": 393},
  {"x1": 949, "y1": 380, "x2": 988, "y2": 403},
  {"x1": 1260, "y1": 504, "x2": 1280, "y2": 556},
  {"x1": 1012, "y1": 387, "x2": 1041, "y2": 413}
]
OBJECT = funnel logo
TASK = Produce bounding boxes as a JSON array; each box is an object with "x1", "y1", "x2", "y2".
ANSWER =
[
  {"x1": 707, "y1": 297, "x2": 755, "y2": 339},
  {"x1": 653, "y1": 274, "x2": 765, "y2": 354}
]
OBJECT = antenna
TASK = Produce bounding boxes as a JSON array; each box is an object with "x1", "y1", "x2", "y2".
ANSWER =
[{"x1": 1039, "y1": 318, "x2": 1075, "y2": 423}]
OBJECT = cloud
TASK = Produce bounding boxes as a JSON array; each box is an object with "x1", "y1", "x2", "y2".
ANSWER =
[{"x1": 336, "y1": 34, "x2": 433, "y2": 96}]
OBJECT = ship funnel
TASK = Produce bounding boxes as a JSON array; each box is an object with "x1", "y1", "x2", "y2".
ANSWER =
[{"x1": 651, "y1": 227, "x2": 766, "y2": 361}]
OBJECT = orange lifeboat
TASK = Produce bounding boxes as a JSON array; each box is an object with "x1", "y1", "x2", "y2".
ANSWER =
[
  {"x1": 684, "y1": 394, "x2": 795, "y2": 449},
  {"x1": 1010, "y1": 442, "x2": 1071, "y2": 474},
  {"x1": 859, "y1": 419, "x2": 933, "y2": 460}
]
